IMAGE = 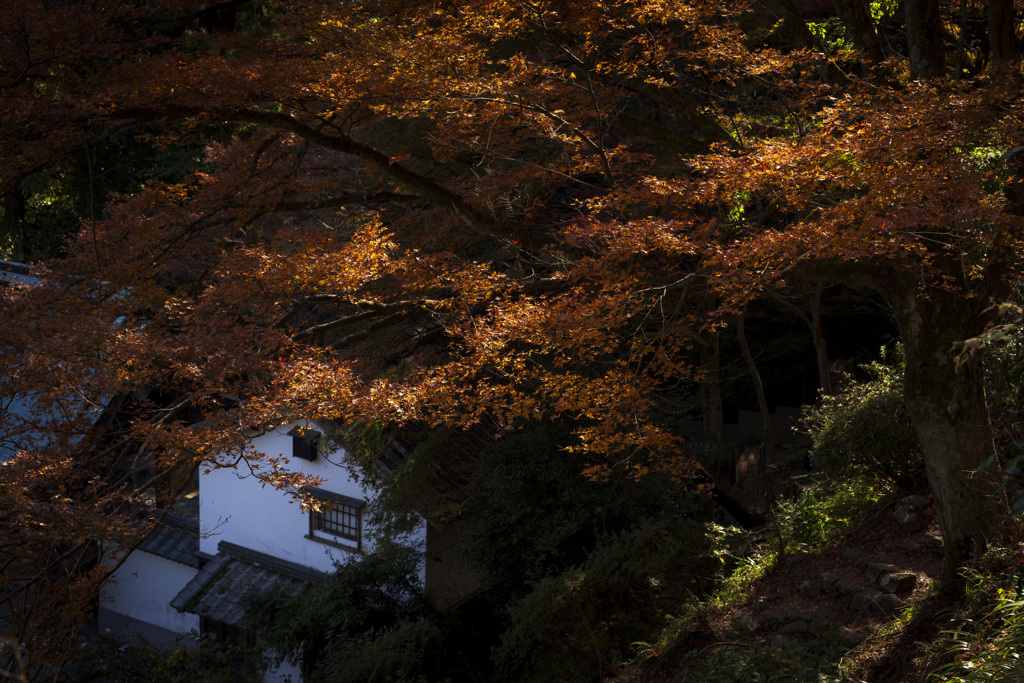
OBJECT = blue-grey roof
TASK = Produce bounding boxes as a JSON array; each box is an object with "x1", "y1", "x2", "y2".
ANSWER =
[
  {"x1": 170, "y1": 541, "x2": 326, "y2": 627},
  {"x1": 137, "y1": 512, "x2": 200, "y2": 568},
  {"x1": 0, "y1": 260, "x2": 39, "y2": 287}
]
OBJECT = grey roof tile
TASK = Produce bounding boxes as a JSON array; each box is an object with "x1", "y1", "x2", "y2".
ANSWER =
[
  {"x1": 137, "y1": 512, "x2": 200, "y2": 568},
  {"x1": 170, "y1": 541, "x2": 325, "y2": 627}
]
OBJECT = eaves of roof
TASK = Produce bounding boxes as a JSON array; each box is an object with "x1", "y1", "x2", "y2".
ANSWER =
[{"x1": 170, "y1": 541, "x2": 326, "y2": 627}]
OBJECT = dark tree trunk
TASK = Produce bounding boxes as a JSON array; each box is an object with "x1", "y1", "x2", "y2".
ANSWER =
[
  {"x1": 797, "y1": 256, "x2": 1007, "y2": 584},
  {"x1": 884, "y1": 282, "x2": 1006, "y2": 585},
  {"x1": 771, "y1": 284, "x2": 831, "y2": 396},
  {"x1": 906, "y1": 0, "x2": 947, "y2": 77},
  {"x1": 737, "y1": 307, "x2": 773, "y2": 462},
  {"x1": 1, "y1": 185, "x2": 25, "y2": 261},
  {"x1": 811, "y1": 283, "x2": 831, "y2": 395},
  {"x1": 736, "y1": 306, "x2": 775, "y2": 507},
  {"x1": 988, "y1": 0, "x2": 1018, "y2": 65},
  {"x1": 777, "y1": 0, "x2": 824, "y2": 51},
  {"x1": 830, "y1": 0, "x2": 887, "y2": 63},
  {"x1": 699, "y1": 328, "x2": 724, "y2": 443}
]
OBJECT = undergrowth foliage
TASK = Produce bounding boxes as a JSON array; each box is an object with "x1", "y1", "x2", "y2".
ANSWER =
[
  {"x1": 714, "y1": 478, "x2": 890, "y2": 606},
  {"x1": 927, "y1": 547, "x2": 1024, "y2": 682},
  {"x1": 495, "y1": 519, "x2": 722, "y2": 683},
  {"x1": 244, "y1": 542, "x2": 444, "y2": 683},
  {"x1": 675, "y1": 637, "x2": 848, "y2": 683},
  {"x1": 773, "y1": 478, "x2": 890, "y2": 555},
  {"x1": 800, "y1": 347, "x2": 924, "y2": 489}
]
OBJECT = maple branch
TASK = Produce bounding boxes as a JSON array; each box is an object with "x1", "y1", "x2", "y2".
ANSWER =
[
  {"x1": 542, "y1": 43, "x2": 736, "y2": 150},
  {"x1": 232, "y1": 110, "x2": 500, "y2": 236},
  {"x1": 0, "y1": 640, "x2": 26, "y2": 683},
  {"x1": 634, "y1": 274, "x2": 700, "y2": 295},
  {"x1": 272, "y1": 302, "x2": 305, "y2": 330},
  {"x1": 270, "y1": 191, "x2": 422, "y2": 212},
  {"x1": 291, "y1": 300, "x2": 442, "y2": 342},
  {"x1": 519, "y1": 276, "x2": 574, "y2": 295},
  {"x1": 785, "y1": 256, "x2": 888, "y2": 291},
  {"x1": 332, "y1": 312, "x2": 409, "y2": 351},
  {"x1": 768, "y1": 292, "x2": 812, "y2": 328},
  {"x1": 463, "y1": 95, "x2": 613, "y2": 184},
  {"x1": 608, "y1": 110, "x2": 712, "y2": 155},
  {"x1": 114, "y1": 106, "x2": 523, "y2": 243}
]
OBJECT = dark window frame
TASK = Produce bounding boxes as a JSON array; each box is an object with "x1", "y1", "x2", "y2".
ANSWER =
[
  {"x1": 303, "y1": 486, "x2": 365, "y2": 553},
  {"x1": 287, "y1": 426, "x2": 321, "y2": 461}
]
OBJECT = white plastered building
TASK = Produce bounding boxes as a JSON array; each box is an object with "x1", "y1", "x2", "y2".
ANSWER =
[{"x1": 98, "y1": 421, "x2": 426, "y2": 681}]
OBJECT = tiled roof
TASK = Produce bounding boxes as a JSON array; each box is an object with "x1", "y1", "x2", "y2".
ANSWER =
[
  {"x1": 0, "y1": 260, "x2": 38, "y2": 287},
  {"x1": 170, "y1": 541, "x2": 326, "y2": 627},
  {"x1": 137, "y1": 512, "x2": 199, "y2": 568}
]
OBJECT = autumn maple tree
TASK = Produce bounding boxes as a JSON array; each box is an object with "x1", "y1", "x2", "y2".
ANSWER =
[{"x1": 1, "y1": 0, "x2": 1023, "y2": 674}]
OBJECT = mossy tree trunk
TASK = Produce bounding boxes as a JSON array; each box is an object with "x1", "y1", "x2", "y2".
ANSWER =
[{"x1": 884, "y1": 281, "x2": 1006, "y2": 585}]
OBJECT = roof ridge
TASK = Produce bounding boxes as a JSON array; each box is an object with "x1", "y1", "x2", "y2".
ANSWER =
[{"x1": 219, "y1": 541, "x2": 328, "y2": 584}]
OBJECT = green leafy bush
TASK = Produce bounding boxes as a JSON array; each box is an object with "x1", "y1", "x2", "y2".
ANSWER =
[
  {"x1": 63, "y1": 631, "x2": 261, "y2": 682},
  {"x1": 806, "y1": 17, "x2": 851, "y2": 54},
  {"x1": 800, "y1": 348, "x2": 924, "y2": 489},
  {"x1": 774, "y1": 478, "x2": 889, "y2": 554},
  {"x1": 317, "y1": 620, "x2": 448, "y2": 683},
  {"x1": 713, "y1": 479, "x2": 887, "y2": 607},
  {"x1": 244, "y1": 542, "x2": 446, "y2": 683},
  {"x1": 494, "y1": 518, "x2": 720, "y2": 683},
  {"x1": 461, "y1": 420, "x2": 702, "y2": 603}
]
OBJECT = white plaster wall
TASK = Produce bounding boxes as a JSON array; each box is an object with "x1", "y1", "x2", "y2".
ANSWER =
[
  {"x1": 200, "y1": 421, "x2": 426, "y2": 575},
  {"x1": 265, "y1": 657, "x2": 303, "y2": 683},
  {"x1": 100, "y1": 551, "x2": 199, "y2": 636}
]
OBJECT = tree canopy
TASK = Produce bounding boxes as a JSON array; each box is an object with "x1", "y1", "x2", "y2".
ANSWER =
[{"x1": 1, "y1": 0, "x2": 1023, "y2": 674}]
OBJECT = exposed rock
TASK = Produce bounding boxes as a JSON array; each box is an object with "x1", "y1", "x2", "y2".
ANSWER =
[
  {"x1": 894, "y1": 506, "x2": 923, "y2": 533},
  {"x1": 778, "y1": 619, "x2": 812, "y2": 634},
  {"x1": 821, "y1": 572, "x2": 840, "y2": 590},
  {"x1": 906, "y1": 533, "x2": 943, "y2": 557},
  {"x1": 833, "y1": 579, "x2": 860, "y2": 597},
  {"x1": 872, "y1": 593, "x2": 904, "y2": 616},
  {"x1": 799, "y1": 578, "x2": 822, "y2": 598},
  {"x1": 830, "y1": 624, "x2": 866, "y2": 647},
  {"x1": 905, "y1": 538, "x2": 926, "y2": 556},
  {"x1": 852, "y1": 588, "x2": 882, "y2": 613},
  {"x1": 731, "y1": 613, "x2": 760, "y2": 633},
  {"x1": 884, "y1": 540, "x2": 899, "y2": 552},
  {"x1": 865, "y1": 562, "x2": 899, "y2": 585},
  {"x1": 880, "y1": 572, "x2": 917, "y2": 595},
  {"x1": 902, "y1": 494, "x2": 929, "y2": 510}
]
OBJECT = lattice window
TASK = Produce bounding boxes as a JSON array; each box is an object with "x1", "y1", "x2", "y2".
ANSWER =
[
  {"x1": 305, "y1": 486, "x2": 365, "y2": 552},
  {"x1": 312, "y1": 502, "x2": 360, "y2": 542}
]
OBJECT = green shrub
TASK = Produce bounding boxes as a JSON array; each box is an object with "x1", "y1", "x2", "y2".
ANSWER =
[
  {"x1": 800, "y1": 347, "x2": 923, "y2": 489},
  {"x1": 676, "y1": 637, "x2": 848, "y2": 683},
  {"x1": 494, "y1": 519, "x2": 720, "y2": 683},
  {"x1": 774, "y1": 478, "x2": 889, "y2": 554},
  {"x1": 244, "y1": 542, "x2": 439, "y2": 682},
  {"x1": 63, "y1": 631, "x2": 261, "y2": 682},
  {"x1": 713, "y1": 479, "x2": 888, "y2": 607},
  {"x1": 319, "y1": 620, "x2": 448, "y2": 683},
  {"x1": 461, "y1": 420, "x2": 702, "y2": 603}
]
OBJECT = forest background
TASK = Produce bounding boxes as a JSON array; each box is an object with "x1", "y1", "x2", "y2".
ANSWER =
[{"x1": 2, "y1": 0, "x2": 1024, "y2": 680}]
